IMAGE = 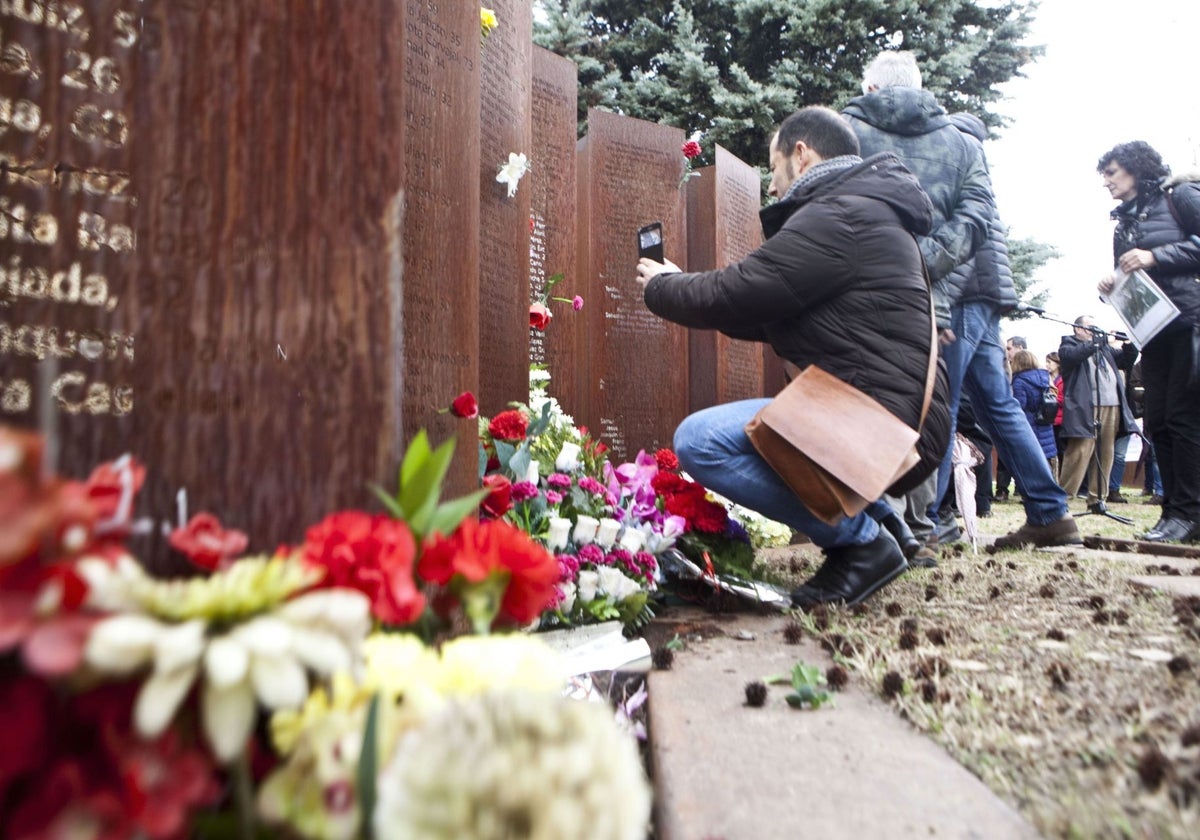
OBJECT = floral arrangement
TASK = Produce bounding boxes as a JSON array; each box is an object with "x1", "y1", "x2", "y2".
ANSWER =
[
  {"x1": 471, "y1": 364, "x2": 772, "y2": 628},
  {"x1": 0, "y1": 423, "x2": 650, "y2": 838}
]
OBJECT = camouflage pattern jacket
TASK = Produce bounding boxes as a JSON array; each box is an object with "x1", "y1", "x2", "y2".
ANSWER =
[{"x1": 843, "y1": 87, "x2": 994, "y2": 328}]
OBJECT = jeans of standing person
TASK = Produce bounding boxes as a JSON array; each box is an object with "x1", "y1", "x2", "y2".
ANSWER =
[
  {"x1": 1140, "y1": 328, "x2": 1200, "y2": 521},
  {"x1": 932, "y1": 301, "x2": 1069, "y2": 526},
  {"x1": 994, "y1": 457, "x2": 1013, "y2": 498},
  {"x1": 883, "y1": 472, "x2": 937, "y2": 545},
  {"x1": 1109, "y1": 433, "x2": 1130, "y2": 496},
  {"x1": 672, "y1": 399, "x2": 882, "y2": 548}
]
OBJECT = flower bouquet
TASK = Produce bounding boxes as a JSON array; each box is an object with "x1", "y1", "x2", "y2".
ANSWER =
[{"x1": 0, "y1": 423, "x2": 651, "y2": 838}]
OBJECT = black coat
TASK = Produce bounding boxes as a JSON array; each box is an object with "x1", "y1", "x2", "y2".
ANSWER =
[
  {"x1": 1057, "y1": 334, "x2": 1137, "y2": 439},
  {"x1": 643, "y1": 153, "x2": 951, "y2": 494},
  {"x1": 1112, "y1": 174, "x2": 1200, "y2": 329}
]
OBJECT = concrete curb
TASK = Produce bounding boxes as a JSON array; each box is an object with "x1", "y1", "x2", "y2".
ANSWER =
[{"x1": 646, "y1": 609, "x2": 1038, "y2": 840}]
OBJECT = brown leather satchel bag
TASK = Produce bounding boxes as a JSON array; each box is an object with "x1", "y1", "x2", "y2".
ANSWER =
[
  {"x1": 745, "y1": 365, "x2": 923, "y2": 524},
  {"x1": 745, "y1": 261, "x2": 939, "y2": 525}
]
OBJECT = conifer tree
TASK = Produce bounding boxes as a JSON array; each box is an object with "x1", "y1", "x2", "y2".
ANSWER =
[{"x1": 535, "y1": 0, "x2": 1042, "y2": 168}]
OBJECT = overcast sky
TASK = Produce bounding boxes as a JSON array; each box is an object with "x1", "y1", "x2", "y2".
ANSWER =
[{"x1": 987, "y1": 0, "x2": 1200, "y2": 357}]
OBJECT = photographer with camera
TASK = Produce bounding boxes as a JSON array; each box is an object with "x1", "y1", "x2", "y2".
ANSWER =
[{"x1": 1058, "y1": 316, "x2": 1138, "y2": 511}]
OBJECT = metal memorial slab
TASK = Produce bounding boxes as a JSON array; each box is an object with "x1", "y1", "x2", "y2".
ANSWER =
[
  {"x1": 685, "y1": 145, "x2": 768, "y2": 411},
  {"x1": 529, "y1": 46, "x2": 579, "y2": 417},
  {"x1": 576, "y1": 109, "x2": 687, "y2": 460},
  {"x1": 477, "y1": 0, "x2": 530, "y2": 415}
]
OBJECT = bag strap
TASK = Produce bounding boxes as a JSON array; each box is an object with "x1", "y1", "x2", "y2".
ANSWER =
[
  {"x1": 915, "y1": 247, "x2": 939, "y2": 431},
  {"x1": 1165, "y1": 185, "x2": 1200, "y2": 237}
]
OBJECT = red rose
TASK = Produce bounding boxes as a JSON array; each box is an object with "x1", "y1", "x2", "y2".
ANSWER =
[
  {"x1": 529, "y1": 302, "x2": 552, "y2": 330},
  {"x1": 654, "y1": 448, "x2": 680, "y2": 471},
  {"x1": 301, "y1": 511, "x2": 425, "y2": 626},
  {"x1": 487, "y1": 409, "x2": 528, "y2": 442},
  {"x1": 480, "y1": 473, "x2": 513, "y2": 518},
  {"x1": 682, "y1": 140, "x2": 702, "y2": 159},
  {"x1": 418, "y1": 517, "x2": 559, "y2": 626},
  {"x1": 168, "y1": 513, "x2": 249, "y2": 572},
  {"x1": 450, "y1": 391, "x2": 479, "y2": 419}
]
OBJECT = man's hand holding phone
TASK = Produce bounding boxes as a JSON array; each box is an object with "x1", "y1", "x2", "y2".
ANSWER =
[{"x1": 634, "y1": 221, "x2": 681, "y2": 288}]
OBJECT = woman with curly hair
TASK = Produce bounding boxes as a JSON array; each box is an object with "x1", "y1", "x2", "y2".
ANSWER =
[{"x1": 1096, "y1": 141, "x2": 1200, "y2": 542}]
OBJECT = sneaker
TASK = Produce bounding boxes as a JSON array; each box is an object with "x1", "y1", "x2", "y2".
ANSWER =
[
  {"x1": 1106, "y1": 491, "x2": 1129, "y2": 504},
  {"x1": 791, "y1": 530, "x2": 908, "y2": 608},
  {"x1": 991, "y1": 514, "x2": 1082, "y2": 550}
]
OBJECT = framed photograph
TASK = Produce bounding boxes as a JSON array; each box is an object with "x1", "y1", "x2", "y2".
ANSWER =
[{"x1": 1103, "y1": 269, "x2": 1180, "y2": 349}]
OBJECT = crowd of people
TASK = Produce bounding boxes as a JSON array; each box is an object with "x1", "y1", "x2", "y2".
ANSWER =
[{"x1": 634, "y1": 50, "x2": 1200, "y2": 608}]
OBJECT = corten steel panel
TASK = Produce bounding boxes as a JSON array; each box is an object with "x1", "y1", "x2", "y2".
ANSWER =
[
  {"x1": 685, "y1": 145, "x2": 767, "y2": 413},
  {"x1": 529, "y1": 47, "x2": 579, "y2": 419},
  {"x1": 579, "y1": 109, "x2": 687, "y2": 461},
  {"x1": 398, "y1": 0, "x2": 481, "y2": 497},
  {"x1": 574, "y1": 134, "x2": 591, "y2": 426},
  {"x1": 126, "y1": 0, "x2": 411, "y2": 559},
  {"x1": 1, "y1": 1, "x2": 140, "y2": 478},
  {"x1": 476, "y1": 0, "x2": 530, "y2": 416}
]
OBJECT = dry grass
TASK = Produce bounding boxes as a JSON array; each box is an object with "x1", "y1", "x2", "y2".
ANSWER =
[{"x1": 762, "y1": 495, "x2": 1200, "y2": 838}]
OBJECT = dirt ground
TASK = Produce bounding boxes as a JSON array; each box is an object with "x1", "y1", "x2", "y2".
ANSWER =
[{"x1": 662, "y1": 496, "x2": 1200, "y2": 838}]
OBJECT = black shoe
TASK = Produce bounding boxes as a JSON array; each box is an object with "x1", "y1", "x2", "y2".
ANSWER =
[
  {"x1": 791, "y1": 530, "x2": 908, "y2": 609},
  {"x1": 878, "y1": 511, "x2": 921, "y2": 561},
  {"x1": 1107, "y1": 491, "x2": 1129, "y2": 504},
  {"x1": 1139, "y1": 517, "x2": 1200, "y2": 543}
]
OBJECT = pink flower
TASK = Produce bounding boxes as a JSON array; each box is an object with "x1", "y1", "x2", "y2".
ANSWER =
[
  {"x1": 545, "y1": 490, "x2": 563, "y2": 505},
  {"x1": 511, "y1": 481, "x2": 539, "y2": 503},
  {"x1": 168, "y1": 513, "x2": 249, "y2": 572},
  {"x1": 572, "y1": 295, "x2": 584, "y2": 311}
]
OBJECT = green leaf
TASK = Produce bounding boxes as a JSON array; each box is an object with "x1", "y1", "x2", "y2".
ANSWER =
[
  {"x1": 478, "y1": 442, "x2": 489, "y2": 479},
  {"x1": 664, "y1": 633, "x2": 685, "y2": 652},
  {"x1": 357, "y1": 693, "x2": 381, "y2": 840},
  {"x1": 371, "y1": 484, "x2": 405, "y2": 519},
  {"x1": 399, "y1": 430, "x2": 433, "y2": 494},
  {"x1": 507, "y1": 444, "x2": 532, "y2": 483},
  {"x1": 493, "y1": 440, "x2": 517, "y2": 472},
  {"x1": 426, "y1": 488, "x2": 490, "y2": 537},
  {"x1": 398, "y1": 436, "x2": 455, "y2": 518}
]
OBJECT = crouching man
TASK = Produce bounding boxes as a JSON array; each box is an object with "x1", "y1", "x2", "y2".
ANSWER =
[{"x1": 635, "y1": 106, "x2": 949, "y2": 608}]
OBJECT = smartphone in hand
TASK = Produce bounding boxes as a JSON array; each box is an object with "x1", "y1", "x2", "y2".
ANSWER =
[{"x1": 637, "y1": 222, "x2": 664, "y2": 263}]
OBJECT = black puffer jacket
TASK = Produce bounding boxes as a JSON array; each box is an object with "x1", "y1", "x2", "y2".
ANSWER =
[
  {"x1": 1112, "y1": 173, "x2": 1200, "y2": 328},
  {"x1": 643, "y1": 153, "x2": 951, "y2": 494}
]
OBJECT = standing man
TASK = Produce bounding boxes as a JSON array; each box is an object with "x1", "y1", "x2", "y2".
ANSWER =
[
  {"x1": 1057, "y1": 316, "x2": 1137, "y2": 510},
  {"x1": 635, "y1": 106, "x2": 949, "y2": 609},
  {"x1": 843, "y1": 52, "x2": 1080, "y2": 550}
]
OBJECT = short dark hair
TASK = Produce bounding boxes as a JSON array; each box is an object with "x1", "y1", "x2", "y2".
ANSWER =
[
  {"x1": 776, "y1": 107, "x2": 860, "y2": 161},
  {"x1": 1096, "y1": 141, "x2": 1170, "y2": 182},
  {"x1": 1006, "y1": 336, "x2": 1027, "y2": 349}
]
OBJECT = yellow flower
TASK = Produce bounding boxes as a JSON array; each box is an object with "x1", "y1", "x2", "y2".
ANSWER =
[
  {"x1": 434, "y1": 634, "x2": 563, "y2": 696},
  {"x1": 480, "y1": 6, "x2": 498, "y2": 39},
  {"x1": 81, "y1": 553, "x2": 322, "y2": 623}
]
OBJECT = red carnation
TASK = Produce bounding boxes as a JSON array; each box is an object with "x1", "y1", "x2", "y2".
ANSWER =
[
  {"x1": 682, "y1": 140, "x2": 702, "y2": 159},
  {"x1": 651, "y1": 471, "x2": 689, "y2": 496},
  {"x1": 654, "y1": 448, "x2": 680, "y2": 471},
  {"x1": 487, "y1": 409, "x2": 528, "y2": 442},
  {"x1": 418, "y1": 517, "x2": 559, "y2": 627},
  {"x1": 480, "y1": 473, "x2": 513, "y2": 518},
  {"x1": 168, "y1": 513, "x2": 249, "y2": 572},
  {"x1": 529, "y1": 302, "x2": 552, "y2": 330},
  {"x1": 450, "y1": 391, "x2": 479, "y2": 419},
  {"x1": 301, "y1": 511, "x2": 425, "y2": 626}
]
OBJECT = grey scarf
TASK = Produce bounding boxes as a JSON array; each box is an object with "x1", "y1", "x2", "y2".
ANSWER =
[{"x1": 781, "y1": 155, "x2": 863, "y2": 202}]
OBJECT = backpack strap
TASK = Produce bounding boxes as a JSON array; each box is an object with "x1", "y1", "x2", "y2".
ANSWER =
[{"x1": 1164, "y1": 184, "x2": 1200, "y2": 237}]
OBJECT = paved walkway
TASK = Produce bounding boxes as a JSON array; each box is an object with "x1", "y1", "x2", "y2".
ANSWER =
[{"x1": 645, "y1": 540, "x2": 1199, "y2": 840}]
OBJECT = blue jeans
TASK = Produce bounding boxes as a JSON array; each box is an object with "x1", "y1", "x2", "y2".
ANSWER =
[
  {"x1": 933, "y1": 301, "x2": 1068, "y2": 526},
  {"x1": 673, "y1": 399, "x2": 881, "y2": 548},
  {"x1": 1143, "y1": 436, "x2": 1164, "y2": 495},
  {"x1": 1109, "y1": 434, "x2": 1130, "y2": 495}
]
